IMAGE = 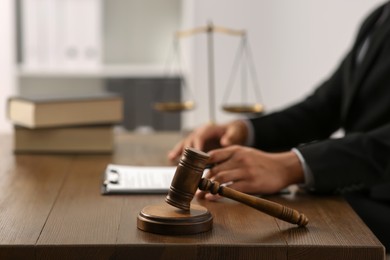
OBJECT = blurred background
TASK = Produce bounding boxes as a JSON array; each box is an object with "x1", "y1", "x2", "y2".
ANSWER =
[{"x1": 0, "y1": 0, "x2": 385, "y2": 134}]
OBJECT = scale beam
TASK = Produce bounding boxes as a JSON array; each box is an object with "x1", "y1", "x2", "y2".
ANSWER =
[{"x1": 176, "y1": 25, "x2": 246, "y2": 38}]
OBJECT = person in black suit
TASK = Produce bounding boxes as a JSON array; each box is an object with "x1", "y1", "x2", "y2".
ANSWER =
[{"x1": 168, "y1": 1, "x2": 390, "y2": 250}]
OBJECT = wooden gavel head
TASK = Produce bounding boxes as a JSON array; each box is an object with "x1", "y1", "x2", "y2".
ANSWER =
[{"x1": 165, "y1": 147, "x2": 210, "y2": 211}]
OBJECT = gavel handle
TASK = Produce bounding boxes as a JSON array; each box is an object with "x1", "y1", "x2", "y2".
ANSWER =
[{"x1": 198, "y1": 178, "x2": 309, "y2": 227}]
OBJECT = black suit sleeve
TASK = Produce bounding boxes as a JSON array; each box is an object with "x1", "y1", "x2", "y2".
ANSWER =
[{"x1": 298, "y1": 122, "x2": 390, "y2": 194}]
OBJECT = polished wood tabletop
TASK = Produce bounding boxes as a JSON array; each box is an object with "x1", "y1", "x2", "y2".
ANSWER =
[{"x1": 0, "y1": 132, "x2": 385, "y2": 260}]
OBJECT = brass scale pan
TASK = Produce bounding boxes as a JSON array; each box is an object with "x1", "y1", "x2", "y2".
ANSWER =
[{"x1": 154, "y1": 100, "x2": 195, "y2": 112}]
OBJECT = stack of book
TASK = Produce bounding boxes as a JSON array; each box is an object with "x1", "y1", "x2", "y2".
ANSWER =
[{"x1": 7, "y1": 93, "x2": 123, "y2": 154}]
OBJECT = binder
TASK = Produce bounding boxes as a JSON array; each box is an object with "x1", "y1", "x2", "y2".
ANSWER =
[{"x1": 21, "y1": 0, "x2": 102, "y2": 69}]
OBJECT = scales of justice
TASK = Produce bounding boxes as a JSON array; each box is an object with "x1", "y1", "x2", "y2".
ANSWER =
[
  {"x1": 153, "y1": 22, "x2": 264, "y2": 122},
  {"x1": 137, "y1": 24, "x2": 309, "y2": 235}
]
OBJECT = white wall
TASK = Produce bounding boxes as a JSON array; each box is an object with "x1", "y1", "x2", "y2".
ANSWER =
[
  {"x1": 182, "y1": 0, "x2": 385, "y2": 129},
  {"x1": 103, "y1": 0, "x2": 181, "y2": 64},
  {"x1": 0, "y1": 0, "x2": 16, "y2": 134}
]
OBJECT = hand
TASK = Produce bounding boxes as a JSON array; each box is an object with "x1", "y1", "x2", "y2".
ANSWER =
[
  {"x1": 167, "y1": 120, "x2": 248, "y2": 162},
  {"x1": 196, "y1": 145, "x2": 304, "y2": 200}
]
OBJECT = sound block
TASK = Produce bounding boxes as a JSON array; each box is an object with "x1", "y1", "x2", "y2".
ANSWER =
[{"x1": 137, "y1": 203, "x2": 213, "y2": 235}]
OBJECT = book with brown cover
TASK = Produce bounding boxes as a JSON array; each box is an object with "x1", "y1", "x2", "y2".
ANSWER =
[
  {"x1": 7, "y1": 93, "x2": 123, "y2": 128},
  {"x1": 13, "y1": 125, "x2": 114, "y2": 154}
]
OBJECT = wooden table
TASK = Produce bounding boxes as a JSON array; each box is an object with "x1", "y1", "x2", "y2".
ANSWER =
[{"x1": 0, "y1": 132, "x2": 385, "y2": 260}]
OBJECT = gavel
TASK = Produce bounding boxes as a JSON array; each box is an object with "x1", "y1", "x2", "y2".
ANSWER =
[{"x1": 166, "y1": 147, "x2": 308, "y2": 227}]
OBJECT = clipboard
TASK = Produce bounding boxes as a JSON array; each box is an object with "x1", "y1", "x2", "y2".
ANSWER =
[{"x1": 101, "y1": 164, "x2": 177, "y2": 194}]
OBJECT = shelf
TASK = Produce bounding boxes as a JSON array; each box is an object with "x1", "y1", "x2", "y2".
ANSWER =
[{"x1": 17, "y1": 64, "x2": 181, "y2": 78}]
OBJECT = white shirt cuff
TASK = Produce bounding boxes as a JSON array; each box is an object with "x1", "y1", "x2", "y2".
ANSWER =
[
  {"x1": 241, "y1": 119, "x2": 255, "y2": 147},
  {"x1": 291, "y1": 148, "x2": 315, "y2": 189}
]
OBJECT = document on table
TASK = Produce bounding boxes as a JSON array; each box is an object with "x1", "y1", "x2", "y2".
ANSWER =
[{"x1": 101, "y1": 164, "x2": 176, "y2": 194}]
